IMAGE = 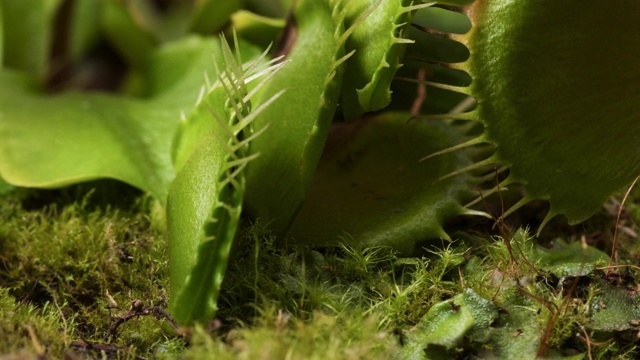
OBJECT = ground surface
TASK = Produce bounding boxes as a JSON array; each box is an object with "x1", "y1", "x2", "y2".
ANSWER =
[{"x1": 2, "y1": 182, "x2": 640, "y2": 359}]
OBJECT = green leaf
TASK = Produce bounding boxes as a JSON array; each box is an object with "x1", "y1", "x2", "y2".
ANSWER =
[
  {"x1": 101, "y1": 0, "x2": 157, "y2": 68},
  {"x1": 0, "y1": 70, "x2": 171, "y2": 200},
  {"x1": 1, "y1": 0, "x2": 62, "y2": 78},
  {"x1": 412, "y1": 6, "x2": 471, "y2": 35},
  {"x1": 166, "y1": 108, "x2": 244, "y2": 324},
  {"x1": 532, "y1": 239, "x2": 608, "y2": 277},
  {"x1": 244, "y1": 0, "x2": 293, "y2": 18},
  {"x1": 190, "y1": 0, "x2": 244, "y2": 34},
  {"x1": 167, "y1": 86, "x2": 231, "y2": 322},
  {"x1": 0, "y1": 36, "x2": 256, "y2": 202},
  {"x1": 455, "y1": 1, "x2": 640, "y2": 226},
  {"x1": 167, "y1": 36, "x2": 284, "y2": 324},
  {"x1": 341, "y1": 0, "x2": 431, "y2": 121},
  {"x1": 402, "y1": 289, "x2": 498, "y2": 360},
  {"x1": 486, "y1": 292, "x2": 544, "y2": 360},
  {"x1": 244, "y1": 0, "x2": 349, "y2": 235},
  {"x1": 231, "y1": 10, "x2": 285, "y2": 49},
  {"x1": 589, "y1": 279, "x2": 640, "y2": 332},
  {"x1": 67, "y1": 0, "x2": 101, "y2": 61},
  {"x1": 290, "y1": 112, "x2": 480, "y2": 255}
]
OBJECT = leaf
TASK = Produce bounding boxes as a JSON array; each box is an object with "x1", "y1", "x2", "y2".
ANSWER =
[
  {"x1": 166, "y1": 106, "x2": 243, "y2": 324},
  {"x1": 101, "y1": 0, "x2": 157, "y2": 68},
  {"x1": 67, "y1": 0, "x2": 101, "y2": 61},
  {"x1": 244, "y1": 0, "x2": 293, "y2": 18},
  {"x1": 166, "y1": 85, "x2": 232, "y2": 324},
  {"x1": 531, "y1": 239, "x2": 608, "y2": 277},
  {"x1": 412, "y1": 6, "x2": 471, "y2": 35},
  {"x1": 0, "y1": 70, "x2": 171, "y2": 200},
  {"x1": 167, "y1": 36, "x2": 285, "y2": 324},
  {"x1": 485, "y1": 292, "x2": 544, "y2": 360},
  {"x1": 1, "y1": 0, "x2": 62, "y2": 78},
  {"x1": 231, "y1": 10, "x2": 285, "y2": 49},
  {"x1": 341, "y1": 0, "x2": 432, "y2": 121},
  {"x1": 244, "y1": 0, "x2": 349, "y2": 235},
  {"x1": 452, "y1": 1, "x2": 640, "y2": 226},
  {"x1": 290, "y1": 112, "x2": 480, "y2": 255},
  {"x1": 190, "y1": 0, "x2": 244, "y2": 34},
  {"x1": 402, "y1": 289, "x2": 498, "y2": 360},
  {"x1": 589, "y1": 279, "x2": 640, "y2": 332},
  {"x1": 0, "y1": 36, "x2": 262, "y2": 202}
]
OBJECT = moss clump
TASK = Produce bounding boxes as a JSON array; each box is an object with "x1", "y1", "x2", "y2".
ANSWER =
[
  {"x1": 2, "y1": 185, "x2": 640, "y2": 358},
  {"x1": 0, "y1": 187, "x2": 182, "y2": 358},
  {"x1": 0, "y1": 287, "x2": 74, "y2": 357},
  {"x1": 184, "y1": 310, "x2": 399, "y2": 360}
]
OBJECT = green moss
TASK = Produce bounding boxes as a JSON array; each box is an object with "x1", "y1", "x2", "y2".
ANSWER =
[
  {"x1": 0, "y1": 188, "x2": 180, "y2": 357},
  {"x1": 185, "y1": 311, "x2": 399, "y2": 359},
  {"x1": 2, "y1": 187, "x2": 640, "y2": 358},
  {"x1": 0, "y1": 288, "x2": 73, "y2": 356}
]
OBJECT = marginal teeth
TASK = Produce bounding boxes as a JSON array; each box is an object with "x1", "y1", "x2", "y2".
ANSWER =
[
  {"x1": 421, "y1": 1, "x2": 640, "y2": 230},
  {"x1": 340, "y1": 0, "x2": 436, "y2": 121},
  {"x1": 289, "y1": 111, "x2": 485, "y2": 254},
  {"x1": 168, "y1": 31, "x2": 287, "y2": 324}
]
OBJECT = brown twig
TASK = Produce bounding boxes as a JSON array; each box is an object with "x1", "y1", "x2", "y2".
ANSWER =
[
  {"x1": 16, "y1": 279, "x2": 40, "y2": 310},
  {"x1": 579, "y1": 326, "x2": 593, "y2": 360},
  {"x1": 477, "y1": 182, "x2": 517, "y2": 267},
  {"x1": 606, "y1": 175, "x2": 640, "y2": 275},
  {"x1": 576, "y1": 326, "x2": 613, "y2": 360},
  {"x1": 597, "y1": 264, "x2": 640, "y2": 272},
  {"x1": 516, "y1": 286, "x2": 557, "y2": 314},
  {"x1": 148, "y1": 306, "x2": 181, "y2": 331},
  {"x1": 537, "y1": 235, "x2": 588, "y2": 357},
  {"x1": 71, "y1": 337, "x2": 147, "y2": 360},
  {"x1": 410, "y1": 68, "x2": 427, "y2": 117},
  {"x1": 105, "y1": 299, "x2": 182, "y2": 341},
  {"x1": 576, "y1": 332, "x2": 613, "y2": 348}
]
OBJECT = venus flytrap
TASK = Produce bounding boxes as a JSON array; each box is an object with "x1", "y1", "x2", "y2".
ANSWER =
[
  {"x1": 244, "y1": 0, "x2": 356, "y2": 236},
  {"x1": 0, "y1": 36, "x2": 267, "y2": 202},
  {"x1": 340, "y1": 0, "x2": 434, "y2": 121},
  {"x1": 390, "y1": 4, "x2": 472, "y2": 115},
  {"x1": 3, "y1": 0, "x2": 640, "y2": 337},
  {"x1": 0, "y1": 0, "x2": 61, "y2": 78},
  {"x1": 422, "y1": 1, "x2": 640, "y2": 230},
  {"x1": 290, "y1": 112, "x2": 483, "y2": 255},
  {"x1": 103, "y1": 0, "x2": 244, "y2": 67},
  {"x1": 230, "y1": 10, "x2": 285, "y2": 50},
  {"x1": 167, "y1": 36, "x2": 286, "y2": 324},
  {"x1": 101, "y1": 0, "x2": 157, "y2": 69},
  {"x1": 0, "y1": 26, "x2": 283, "y2": 325},
  {"x1": 284, "y1": 1, "x2": 487, "y2": 252}
]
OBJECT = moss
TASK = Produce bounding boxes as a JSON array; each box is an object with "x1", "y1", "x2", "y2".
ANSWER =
[
  {"x1": 0, "y1": 287, "x2": 73, "y2": 356},
  {"x1": 2, "y1": 185, "x2": 640, "y2": 358},
  {"x1": 184, "y1": 310, "x2": 399, "y2": 359},
  {"x1": 0, "y1": 187, "x2": 180, "y2": 358}
]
